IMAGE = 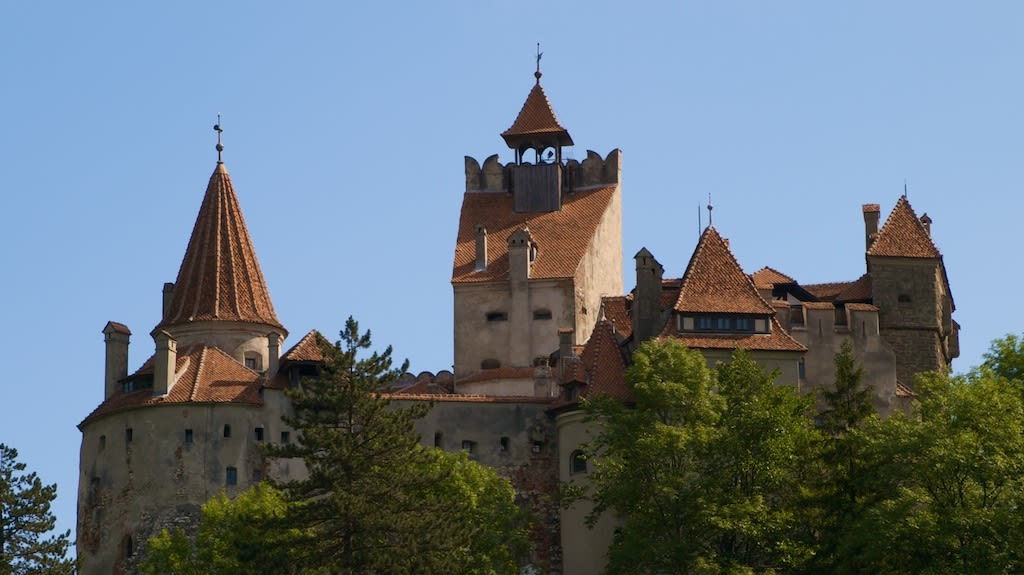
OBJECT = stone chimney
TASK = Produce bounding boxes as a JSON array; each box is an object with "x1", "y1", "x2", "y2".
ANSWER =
[
  {"x1": 633, "y1": 248, "x2": 664, "y2": 344},
  {"x1": 267, "y1": 332, "x2": 281, "y2": 376},
  {"x1": 508, "y1": 228, "x2": 534, "y2": 284},
  {"x1": 474, "y1": 224, "x2": 487, "y2": 271},
  {"x1": 862, "y1": 204, "x2": 880, "y2": 250},
  {"x1": 103, "y1": 322, "x2": 131, "y2": 399},
  {"x1": 920, "y1": 213, "x2": 932, "y2": 237},
  {"x1": 558, "y1": 328, "x2": 574, "y2": 380},
  {"x1": 162, "y1": 282, "x2": 175, "y2": 319},
  {"x1": 153, "y1": 330, "x2": 177, "y2": 396}
]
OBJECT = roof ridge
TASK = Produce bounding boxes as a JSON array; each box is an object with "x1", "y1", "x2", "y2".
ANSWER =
[{"x1": 190, "y1": 347, "x2": 208, "y2": 401}]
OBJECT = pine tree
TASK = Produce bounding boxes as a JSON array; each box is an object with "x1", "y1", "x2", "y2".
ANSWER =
[
  {"x1": 0, "y1": 444, "x2": 74, "y2": 575},
  {"x1": 265, "y1": 317, "x2": 525, "y2": 575}
]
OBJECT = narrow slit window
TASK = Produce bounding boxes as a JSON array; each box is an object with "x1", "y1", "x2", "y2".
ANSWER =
[
  {"x1": 254, "y1": 427, "x2": 264, "y2": 442},
  {"x1": 226, "y1": 466, "x2": 237, "y2": 486},
  {"x1": 280, "y1": 431, "x2": 290, "y2": 444},
  {"x1": 184, "y1": 429, "x2": 193, "y2": 444},
  {"x1": 125, "y1": 428, "x2": 133, "y2": 443},
  {"x1": 499, "y1": 437, "x2": 510, "y2": 452},
  {"x1": 223, "y1": 424, "x2": 232, "y2": 438}
]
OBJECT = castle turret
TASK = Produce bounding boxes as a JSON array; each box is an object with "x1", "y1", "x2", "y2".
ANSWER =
[{"x1": 632, "y1": 248, "x2": 664, "y2": 344}]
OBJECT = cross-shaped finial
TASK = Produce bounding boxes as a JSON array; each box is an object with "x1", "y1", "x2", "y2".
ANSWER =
[
  {"x1": 214, "y1": 114, "x2": 224, "y2": 164},
  {"x1": 535, "y1": 43, "x2": 543, "y2": 83}
]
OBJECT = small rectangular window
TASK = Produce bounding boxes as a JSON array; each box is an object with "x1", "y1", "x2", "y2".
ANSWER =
[
  {"x1": 461, "y1": 440, "x2": 476, "y2": 453},
  {"x1": 697, "y1": 316, "x2": 714, "y2": 331},
  {"x1": 716, "y1": 317, "x2": 732, "y2": 330},
  {"x1": 533, "y1": 310, "x2": 552, "y2": 320},
  {"x1": 245, "y1": 357, "x2": 257, "y2": 370},
  {"x1": 226, "y1": 467, "x2": 237, "y2": 486},
  {"x1": 734, "y1": 317, "x2": 753, "y2": 331},
  {"x1": 184, "y1": 429, "x2": 193, "y2": 444},
  {"x1": 223, "y1": 424, "x2": 232, "y2": 438},
  {"x1": 125, "y1": 428, "x2": 133, "y2": 443},
  {"x1": 486, "y1": 312, "x2": 508, "y2": 322},
  {"x1": 254, "y1": 427, "x2": 264, "y2": 442},
  {"x1": 252, "y1": 469, "x2": 262, "y2": 483},
  {"x1": 280, "y1": 431, "x2": 290, "y2": 444},
  {"x1": 434, "y1": 432, "x2": 443, "y2": 448},
  {"x1": 499, "y1": 437, "x2": 510, "y2": 452}
]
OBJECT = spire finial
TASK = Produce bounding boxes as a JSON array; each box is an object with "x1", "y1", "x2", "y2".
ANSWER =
[
  {"x1": 903, "y1": 178, "x2": 908, "y2": 198},
  {"x1": 535, "y1": 43, "x2": 543, "y2": 83},
  {"x1": 707, "y1": 192, "x2": 714, "y2": 227},
  {"x1": 214, "y1": 114, "x2": 224, "y2": 164}
]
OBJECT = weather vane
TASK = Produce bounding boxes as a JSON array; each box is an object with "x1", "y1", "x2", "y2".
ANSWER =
[
  {"x1": 214, "y1": 114, "x2": 224, "y2": 163},
  {"x1": 707, "y1": 193, "x2": 714, "y2": 227}
]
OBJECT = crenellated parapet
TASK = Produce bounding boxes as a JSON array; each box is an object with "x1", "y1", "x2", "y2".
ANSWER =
[{"x1": 465, "y1": 149, "x2": 622, "y2": 192}]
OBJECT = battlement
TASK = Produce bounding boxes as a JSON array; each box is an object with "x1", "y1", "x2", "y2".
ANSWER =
[{"x1": 464, "y1": 149, "x2": 622, "y2": 192}]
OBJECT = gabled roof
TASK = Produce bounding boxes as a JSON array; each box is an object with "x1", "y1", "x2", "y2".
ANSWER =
[
  {"x1": 673, "y1": 227, "x2": 775, "y2": 315},
  {"x1": 501, "y1": 76, "x2": 573, "y2": 148},
  {"x1": 452, "y1": 185, "x2": 617, "y2": 283},
  {"x1": 280, "y1": 329, "x2": 330, "y2": 364},
  {"x1": 561, "y1": 319, "x2": 630, "y2": 402},
  {"x1": 158, "y1": 163, "x2": 283, "y2": 330},
  {"x1": 80, "y1": 344, "x2": 263, "y2": 426},
  {"x1": 867, "y1": 196, "x2": 940, "y2": 258},
  {"x1": 751, "y1": 266, "x2": 796, "y2": 287}
]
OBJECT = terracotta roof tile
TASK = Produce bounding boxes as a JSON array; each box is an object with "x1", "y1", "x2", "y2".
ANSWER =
[
  {"x1": 673, "y1": 227, "x2": 775, "y2": 314},
  {"x1": 836, "y1": 274, "x2": 872, "y2": 301},
  {"x1": 803, "y1": 281, "x2": 854, "y2": 301},
  {"x1": 457, "y1": 366, "x2": 537, "y2": 385},
  {"x1": 802, "y1": 302, "x2": 836, "y2": 310},
  {"x1": 601, "y1": 296, "x2": 633, "y2": 340},
  {"x1": 452, "y1": 185, "x2": 617, "y2": 283},
  {"x1": 103, "y1": 321, "x2": 131, "y2": 335},
  {"x1": 867, "y1": 196, "x2": 941, "y2": 258},
  {"x1": 895, "y1": 382, "x2": 917, "y2": 397},
  {"x1": 501, "y1": 78, "x2": 573, "y2": 148},
  {"x1": 577, "y1": 320, "x2": 630, "y2": 401},
  {"x1": 386, "y1": 393, "x2": 552, "y2": 404},
  {"x1": 844, "y1": 303, "x2": 879, "y2": 312},
  {"x1": 280, "y1": 330, "x2": 330, "y2": 363},
  {"x1": 662, "y1": 316, "x2": 806, "y2": 352},
  {"x1": 80, "y1": 344, "x2": 262, "y2": 426},
  {"x1": 751, "y1": 266, "x2": 796, "y2": 286},
  {"x1": 158, "y1": 163, "x2": 283, "y2": 331}
]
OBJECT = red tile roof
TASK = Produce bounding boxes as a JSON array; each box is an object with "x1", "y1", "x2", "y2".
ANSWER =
[
  {"x1": 280, "y1": 330, "x2": 329, "y2": 363},
  {"x1": 751, "y1": 266, "x2": 796, "y2": 286},
  {"x1": 845, "y1": 303, "x2": 879, "y2": 312},
  {"x1": 457, "y1": 366, "x2": 537, "y2": 385},
  {"x1": 574, "y1": 320, "x2": 630, "y2": 401},
  {"x1": 867, "y1": 196, "x2": 941, "y2": 258},
  {"x1": 80, "y1": 344, "x2": 263, "y2": 426},
  {"x1": 501, "y1": 77, "x2": 573, "y2": 148},
  {"x1": 452, "y1": 185, "x2": 618, "y2": 283},
  {"x1": 803, "y1": 281, "x2": 854, "y2": 301},
  {"x1": 673, "y1": 227, "x2": 775, "y2": 314},
  {"x1": 835, "y1": 274, "x2": 872, "y2": 301},
  {"x1": 601, "y1": 296, "x2": 632, "y2": 339},
  {"x1": 158, "y1": 163, "x2": 283, "y2": 331}
]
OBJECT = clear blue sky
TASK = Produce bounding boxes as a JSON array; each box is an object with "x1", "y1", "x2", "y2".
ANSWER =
[{"x1": 2, "y1": 2, "x2": 1021, "y2": 554}]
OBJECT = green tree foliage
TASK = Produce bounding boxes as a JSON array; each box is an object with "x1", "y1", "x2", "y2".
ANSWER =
[
  {"x1": 838, "y1": 370, "x2": 1024, "y2": 574},
  {"x1": 140, "y1": 483, "x2": 302, "y2": 575},
  {"x1": 264, "y1": 316, "x2": 526, "y2": 575},
  {"x1": 803, "y1": 340, "x2": 877, "y2": 574},
  {"x1": 982, "y1": 333, "x2": 1024, "y2": 385},
  {"x1": 572, "y1": 340, "x2": 817, "y2": 575},
  {"x1": 0, "y1": 444, "x2": 73, "y2": 575}
]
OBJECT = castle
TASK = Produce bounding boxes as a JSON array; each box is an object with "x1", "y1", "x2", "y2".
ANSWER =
[{"x1": 77, "y1": 67, "x2": 958, "y2": 575}]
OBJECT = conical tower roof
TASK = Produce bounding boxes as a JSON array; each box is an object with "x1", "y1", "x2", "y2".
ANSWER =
[
  {"x1": 158, "y1": 162, "x2": 282, "y2": 330},
  {"x1": 501, "y1": 72, "x2": 573, "y2": 149}
]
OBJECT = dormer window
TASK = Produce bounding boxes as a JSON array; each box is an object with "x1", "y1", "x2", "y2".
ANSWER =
[
  {"x1": 681, "y1": 314, "x2": 767, "y2": 334},
  {"x1": 244, "y1": 353, "x2": 261, "y2": 371}
]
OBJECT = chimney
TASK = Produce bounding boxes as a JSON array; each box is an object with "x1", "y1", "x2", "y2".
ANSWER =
[
  {"x1": 103, "y1": 322, "x2": 131, "y2": 399},
  {"x1": 153, "y1": 330, "x2": 177, "y2": 396},
  {"x1": 862, "y1": 204, "x2": 880, "y2": 250},
  {"x1": 267, "y1": 332, "x2": 281, "y2": 376},
  {"x1": 920, "y1": 213, "x2": 932, "y2": 237},
  {"x1": 633, "y1": 248, "x2": 664, "y2": 344},
  {"x1": 474, "y1": 225, "x2": 487, "y2": 271},
  {"x1": 508, "y1": 227, "x2": 533, "y2": 284},
  {"x1": 162, "y1": 282, "x2": 175, "y2": 319},
  {"x1": 558, "y1": 328, "x2": 574, "y2": 380}
]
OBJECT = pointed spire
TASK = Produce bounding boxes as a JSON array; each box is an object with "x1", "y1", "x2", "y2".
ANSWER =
[
  {"x1": 867, "y1": 196, "x2": 940, "y2": 258},
  {"x1": 674, "y1": 226, "x2": 774, "y2": 314},
  {"x1": 501, "y1": 57, "x2": 573, "y2": 150},
  {"x1": 158, "y1": 162, "x2": 282, "y2": 330}
]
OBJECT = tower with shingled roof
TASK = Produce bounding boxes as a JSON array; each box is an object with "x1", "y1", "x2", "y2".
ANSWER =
[
  {"x1": 77, "y1": 136, "x2": 300, "y2": 575},
  {"x1": 453, "y1": 64, "x2": 623, "y2": 389}
]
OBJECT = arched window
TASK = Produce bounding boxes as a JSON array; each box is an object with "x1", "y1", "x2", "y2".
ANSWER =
[{"x1": 570, "y1": 450, "x2": 587, "y2": 475}]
